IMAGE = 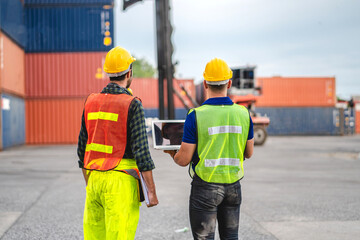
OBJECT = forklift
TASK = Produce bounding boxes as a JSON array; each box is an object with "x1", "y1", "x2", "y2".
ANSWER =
[{"x1": 229, "y1": 66, "x2": 270, "y2": 145}]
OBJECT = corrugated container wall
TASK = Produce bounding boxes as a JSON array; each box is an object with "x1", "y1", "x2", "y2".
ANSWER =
[
  {"x1": 24, "y1": 0, "x2": 113, "y2": 6},
  {"x1": 0, "y1": 0, "x2": 26, "y2": 48},
  {"x1": 25, "y1": 52, "x2": 107, "y2": 97},
  {"x1": 256, "y1": 107, "x2": 340, "y2": 135},
  {"x1": 26, "y1": 98, "x2": 85, "y2": 144},
  {"x1": 343, "y1": 108, "x2": 355, "y2": 135},
  {"x1": 1, "y1": 93, "x2": 25, "y2": 148},
  {"x1": 131, "y1": 78, "x2": 196, "y2": 109},
  {"x1": 25, "y1": 6, "x2": 114, "y2": 52},
  {"x1": 1, "y1": 32, "x2": 25, "y2": 97},
  {"x1": 143, "y1": 108, "x2": 188, "y2": 120},
  {"x1": 256, "y1": 77, "x2": 336, "y2": 107},
  {"x1": 355, "y1": 103, "x2": 360, "y2": 134}
]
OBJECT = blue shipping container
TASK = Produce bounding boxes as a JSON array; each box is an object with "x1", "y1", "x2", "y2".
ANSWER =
[
  {"x1": 0, "y1": 0, "x2": 26, "y2": 48},
  {"x1": 344, "y1": 108, "x2": 355, "y2": 135},
  {"x1": 1, "y1": 93, "x2": 25, "y2": 149},
  {"x1": 144, "y1": 108, "x2": 188, "y2": 120},
  {"x1": 256, "y1": 107, "x2": 340, "y2": 135},
  {"x1": 25, "y1": 6, "x2": 114, "y2": 52},
  {"x1": 24, "y1": 0, "x2": 113, "y2": 6}
]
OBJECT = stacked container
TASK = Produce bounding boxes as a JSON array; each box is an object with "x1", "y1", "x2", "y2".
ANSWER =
[
  {"x1": 130, "y1": 78, "x2": 195, "y2": 119},
  {"x1": 0, "y1": 0, "x2": 26, "y2": 150},
  {"x1": 24, "y1": 0, "x2": 114, "y2": 144},
  {"x1": 355, "y1": 103, "x2": 360, "y2": 134},
  {"x1": 254, "y1": 76, "x2": 351, "y2": 135}
]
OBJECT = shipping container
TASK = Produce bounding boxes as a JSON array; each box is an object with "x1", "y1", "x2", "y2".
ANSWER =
[
  {"x1": 352, "y1": 95, "x2": 360, "y2": 102},
  {"x1": 256, "y1": 77, "x2": 336, "y2": 107},
  {"x1": 1, "y1": 93, "x2": 25, "y2": 148},
  {"x1": 0, "y1": 0, "x2": 26, "y2": 48},
  {"x1": 355, "y1": 103, "x2": 360, "y2": 134},
  {"x1": 256, "y1": 107, "x2": 340, "y2": 135},
  {"x1": 0, "y1": 32, "x2": 25, "y2": 97},
  {"x1": 143, "y1": 108, "x2": 188, "y2": 120},
  {"x1": 25, "y1": 98, "x2": 188, "y2": 144},
  {"x1": 25, "y1": 52, "x2": 108, "y2": 97},
  {"x1": 24, "y1": 0, "x2": 113, "y2": 6},
  {"x1": 26, "y1": 97, "x2": 85, "y2": 144},
  {"x1": 25, "y1": 6, "x2": 113, "y2": 52},
  {"x1": 131, "y1": 78, "x2": 195, "y2": 109},
  {"x1": 344, "y1": 108, "x2": 355, "y2": 135}
]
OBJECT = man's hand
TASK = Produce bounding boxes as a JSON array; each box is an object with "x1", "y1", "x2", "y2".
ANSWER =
[
  {"x1": 141, "y1": 170, "x2": 159, "y2": 208},
  {"x1": 146, "y1": 191, "x2": 159, "y2": 208},
  {"x1": 164, "y1": 150, "x2": 177, "y2": 159},
  {"x1": 164, "y1": 142, "x2": 196, "y2": 167},
  {"x1": 82, "y1": 169, "x2": 90, "y2": 186}
]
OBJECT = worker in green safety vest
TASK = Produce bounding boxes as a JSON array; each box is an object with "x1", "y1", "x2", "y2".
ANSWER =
[{"x1": 165, "y1": 58, "x2": 254, "y2": 240}]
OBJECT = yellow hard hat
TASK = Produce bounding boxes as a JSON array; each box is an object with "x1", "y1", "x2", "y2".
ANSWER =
[
  {"x1": 203, "y1": 58, "x2": 232, "y2": 84},
  {"x1": 103, "y1": 46, "x2": 136, "y2": 77}
]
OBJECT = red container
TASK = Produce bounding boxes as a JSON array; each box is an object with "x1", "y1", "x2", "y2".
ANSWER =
[
  {"x1": 25, "y1": 52, "x2": 108, "y2": 97},
  {"x1": 26, "y1": 98, "x2": 86, "y2": 144},
  {"x1": 0, "y1": 32, "x2": 25, "y2": 97},
  {"x1": 255, "y1": 77, "x2": 336, "y2": 107},
  {"x1": 131, "y1": 78, "x2": 195, "y2": 108},
  {"x1": 24, "y1": 78, "x2": 195, "y2": 144}
]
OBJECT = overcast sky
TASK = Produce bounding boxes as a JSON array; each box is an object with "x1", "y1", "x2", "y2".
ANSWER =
[{"x1": 114, "y1": 0, "x2": 360, "y2": 99}]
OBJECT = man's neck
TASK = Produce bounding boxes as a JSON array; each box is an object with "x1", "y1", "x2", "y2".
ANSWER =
[
  {"x1": 207, "y1": 92, "x2": 227, "y2": 99},
  {"x1": 110, "y1": 80, "x2": 127, "y2": 88}
]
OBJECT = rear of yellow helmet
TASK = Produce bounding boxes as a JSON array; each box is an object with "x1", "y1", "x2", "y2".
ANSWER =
[
  {"x1": 103, "y1": 47, "x2": 136, "y2": 77},
  {"x1": 203, "y1": 58, "x2": 233, "y2": 85}
]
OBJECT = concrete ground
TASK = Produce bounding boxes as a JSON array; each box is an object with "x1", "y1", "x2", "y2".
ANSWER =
[{"x1": 0, "y1": 135, "x2": 359, "y2": 240}]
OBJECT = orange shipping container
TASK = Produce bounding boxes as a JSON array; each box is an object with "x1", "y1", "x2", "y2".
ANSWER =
[
  {"x1": 131, "y1": 78, "x2": 195, "y2": 108},
  {"x1": 25, "y1": 52, "x2": 108, "y2": 97},
  {"x1": 26, "y1": 98, "x2": 86, "y2": 144},
  {"x1": 0, "y1": 31, "x2": 25, "y2": 97},
  {"x1": 255, "y1": 77, "x2": 336, "y2": 107}
]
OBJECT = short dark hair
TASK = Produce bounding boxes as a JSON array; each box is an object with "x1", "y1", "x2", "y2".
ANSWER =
[
  {"x1": 208, "y1": 83, "x2": 227, "y2": 92},
  {"x1": 109, "y1": 64, "x2": 132, "y2": 82},
  {"x1": 110, "y1": 74, "x2": 126, "y2": 81}
]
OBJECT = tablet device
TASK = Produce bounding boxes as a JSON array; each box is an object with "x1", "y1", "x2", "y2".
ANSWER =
[{"x1": 151, "y1": 120, "x2": 185, "y2": 150}]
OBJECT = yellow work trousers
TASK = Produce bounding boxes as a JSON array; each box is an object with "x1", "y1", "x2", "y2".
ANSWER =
[{"x1": 83, "y1": 169, "x2": 140, "y2": 240}]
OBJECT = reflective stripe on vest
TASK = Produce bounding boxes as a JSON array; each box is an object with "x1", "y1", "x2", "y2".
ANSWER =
[
  {"x1": 194, "y1": 104, "x2": 250, "y2": 184},
  {"x1": 208, "y1": 126, "x2": 242, "y2": 135},
  {"x1": 83, "y1": 93, "x2": 134, "y2": 171},
  {"x1": 88, "y1": 111, "x2": 119, "y2": 122},
  {"x1": 204, "y1": 158, "x2": 239, "y2": 167},
  {"x1": 86, "y1": 143, "x2": 113, "y2": 154}
]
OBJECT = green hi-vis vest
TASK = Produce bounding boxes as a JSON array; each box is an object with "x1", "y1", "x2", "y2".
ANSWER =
[{"x1": 191, "y1": 103, "x2": 250, "y2": 184}]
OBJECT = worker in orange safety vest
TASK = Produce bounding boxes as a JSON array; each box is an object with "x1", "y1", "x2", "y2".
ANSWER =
[{"x1": 77, "y1": 46, "x2": 159, "y2": 240}]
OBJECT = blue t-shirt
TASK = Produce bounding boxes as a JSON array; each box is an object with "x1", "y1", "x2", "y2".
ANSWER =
[{"x1": 182, "y1": 97, "x2": 254, "y2": 144}]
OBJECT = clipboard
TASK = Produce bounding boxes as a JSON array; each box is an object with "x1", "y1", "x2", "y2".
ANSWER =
[
  {"x1": 139, "y1": 172, "x2": 149, "y2": 205},
  {"x1": 117, "y1": 168, "x2": 149, "y2": 204}
]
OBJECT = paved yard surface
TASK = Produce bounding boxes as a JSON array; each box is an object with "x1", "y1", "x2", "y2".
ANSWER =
[{"x1": 0, "y1": 136, "x2": 360, "y2": 239}]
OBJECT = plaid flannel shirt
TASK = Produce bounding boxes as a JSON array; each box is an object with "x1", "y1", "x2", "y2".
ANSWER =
[{"x1": 77, "y1": 82, "x2": 155, "y2": 172}]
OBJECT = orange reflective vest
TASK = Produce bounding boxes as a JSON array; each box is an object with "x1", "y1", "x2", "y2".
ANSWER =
[{"x1": 83, "y1": 93, "x2": 134, "y2": 170}]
